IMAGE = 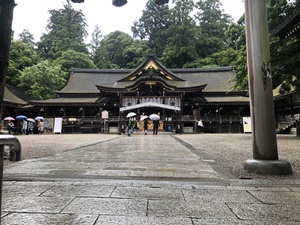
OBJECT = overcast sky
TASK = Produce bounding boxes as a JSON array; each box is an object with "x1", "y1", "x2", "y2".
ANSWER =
[{"x1": 12, "y1": 0, "x2": 245, "y2": 42}]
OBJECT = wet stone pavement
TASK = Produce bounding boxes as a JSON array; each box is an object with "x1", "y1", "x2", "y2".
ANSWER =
[{"x1": 2, "y1": 134, "x2": 300, "y2": 224}]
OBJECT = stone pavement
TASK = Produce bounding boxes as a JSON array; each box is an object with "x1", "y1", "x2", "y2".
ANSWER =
[{"x1": 2, "y1": 134, "x2": 300, "y2": 224}]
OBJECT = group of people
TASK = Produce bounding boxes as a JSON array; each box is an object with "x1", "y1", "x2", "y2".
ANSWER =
[
  {"x1": 126, "y1": 117, "x2": 160, "y2": 136},
  {"x1": 21, "y1": 119, "x2": 44, "y2": 135}
]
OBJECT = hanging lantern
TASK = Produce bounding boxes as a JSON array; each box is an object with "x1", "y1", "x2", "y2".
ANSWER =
[
  {"x1": 154, "y1": 0, "x2": 169, "y2": 5},
  {"x1": 113, "y1": 0, "x2": 127, "y2": 7},
  {"x1": 71, "y1": 0, "x2": 84, "y2": 3}
]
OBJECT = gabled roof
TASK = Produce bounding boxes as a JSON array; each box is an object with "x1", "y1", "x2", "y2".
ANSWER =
[
  {"x1": 95, "y1": 56, "x2": 235, "y2": 93},
  {"x1": 118, "y1": 54, "x2": 185, "y2": 82}
]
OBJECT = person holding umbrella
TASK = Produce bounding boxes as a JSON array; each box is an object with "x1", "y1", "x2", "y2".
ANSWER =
[
  {"x1": 26, "y1": 119, "x2": 35, "y2": 134},
  {"x1": 37, "y1": 120, "x2": 44, "y2": 134},
  {"x1": 21, "y1": 119, "x2": 27, "y2": 135},
  {"x1": 153, "y1": 120, "x2": 160, "y2": 135},
  {"x1": 7, "y1": 120, "x2": 14, "y2": 134},
  {"x1": 149, "y1": 114, "x2": 160, "y2": 135},
  {"x1": 4, "y1": 117, "x2": 15, "y2": 134},
  {"x1": 126, "y1": 112, "x2": 136, "y2": 136},
  {"x1": 126, "y1": 117, "x2": 133, "y2": 136},
  {"x1": 143, "y1": 117, "x2": 150, "y2": 135}
]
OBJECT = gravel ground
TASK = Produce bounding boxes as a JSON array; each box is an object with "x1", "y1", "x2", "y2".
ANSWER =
[
  {"x1": 176, "y1": 133, "x2": 300, "y2": 180},
  {"x1": 4, "y1": 133, "x2": 300, "y2": 180}
]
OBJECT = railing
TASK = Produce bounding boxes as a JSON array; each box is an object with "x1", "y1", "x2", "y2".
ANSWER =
[
  {"x1": 61, "y1": 115, "x2": 244, "y2": 123},
  {"x1": 277, "y1": 114, "x2": 300, "y2": 122},
  {"x1": 122, "y1": 96, "x2": 181, "y2": 107}
]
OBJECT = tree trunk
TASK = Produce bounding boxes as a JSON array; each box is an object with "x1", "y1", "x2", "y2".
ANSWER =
[{"x1": 0, "y1": 0, "x2": 15, "y2": 119}]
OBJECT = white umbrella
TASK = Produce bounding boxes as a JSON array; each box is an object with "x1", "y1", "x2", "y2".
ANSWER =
[
  {"x1": 126, "y1": 112, "x2": 136, "y2": 118},
  {"x1": 149, "y1": 114, "x2": 160, "y2": 121},
  {"x1": 26, "y1": 118, "x2": 35, "y2": 123},
  {"x1": 140, "y1": 115, "x2": 148, "y2": 121}
]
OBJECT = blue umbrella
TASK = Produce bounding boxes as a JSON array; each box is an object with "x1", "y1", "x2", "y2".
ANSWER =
[{"x1": 15, "y1": 115, "x2": 27, "y2": 120}]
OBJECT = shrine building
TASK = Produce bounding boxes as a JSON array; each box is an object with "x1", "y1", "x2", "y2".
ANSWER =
[{"x1": 24, "y1": 54, "x2": 251, "y2": 133}]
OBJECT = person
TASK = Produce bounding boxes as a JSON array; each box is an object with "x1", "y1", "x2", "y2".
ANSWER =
[
  {"x1": 197, "y1": 119, "x2": 204, "y2": 133},
  {"x1": 126, "y1": 117, "x2": 133, "y2": 136},
  {"x1": 27, "y1": 121, "x2": 34, "y2": 134},
  {"x1": 38, "y1": 120, "x2": 44, "y2": 134},
  {"x1": 143, "y1": 118, "x2": 150, "y2": 135},
  {"x1": 153, "y1": 120, "x2": 160, "y2": 135},
  {"x1": 21, "y1": 119, "x2": 27, "y2": 135},
  {"x1": 7, "y1": 121, "x2": 14, "y2": 134}
]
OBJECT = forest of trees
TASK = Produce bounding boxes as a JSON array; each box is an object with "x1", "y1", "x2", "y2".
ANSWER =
[{"x1": 7, "y1": 0, "x2": 300, "y2": 100}]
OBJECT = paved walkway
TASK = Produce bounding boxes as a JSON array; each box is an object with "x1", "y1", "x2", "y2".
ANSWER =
[{"x1": 2, "y1": 134, "x2": 300, "y2": 224}]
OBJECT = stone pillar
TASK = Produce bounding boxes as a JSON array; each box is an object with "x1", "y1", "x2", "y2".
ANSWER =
[{"x1": 243, "y1": 0, "x2": 292, "y2": 175}]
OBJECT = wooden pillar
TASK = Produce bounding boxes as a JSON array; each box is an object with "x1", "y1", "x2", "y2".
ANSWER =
[{"x1": 244, "y1": 0, "x2": 292, "y2": 174}]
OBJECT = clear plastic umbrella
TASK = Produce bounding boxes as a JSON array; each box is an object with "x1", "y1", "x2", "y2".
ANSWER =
[
  {"x1": 126, "y1": 112, "x2": 136, "y2": 118},
  {"x1": 35, "y1": 116, "x2": 44, "y2": 120},
  {"x1": 26, "y1": 118, "x2": 35, "y2": 123},
  {"x1": 140, "y1": 115, "x2": 148, "y2": 121},
  {"x1": 149, "y1": 114, "x2": 160, "y2": 121}
]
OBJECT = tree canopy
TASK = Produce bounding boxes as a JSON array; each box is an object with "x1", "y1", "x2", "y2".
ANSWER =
[{"x1": 7, "y1": 0, "x2": 300, "y2": 100}]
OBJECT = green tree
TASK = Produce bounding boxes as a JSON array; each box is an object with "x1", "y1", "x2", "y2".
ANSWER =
[
  {"x1": 53, "y1": 49, "x2": 96, "y2": 74},
  {"x1": 194, "y1": 0, "x2": 232, "y2": 58},
  {"x1": 160, "y1": 0, "x2": 199, "y2": 68},
  {"x1": 231, "y1": 45, "x2": 248, "y2": 92},
  {"x1": 18, "y1": 29, "x2": 35, "y2": 46},
  {"x1": 131, "y1": 0, "x2": 170, "y2": 57},
  {"x1": 37, "y1": 0, "x2": 88, "y2": 60},
  {"x1": 94, "y1": 31, "x2": 134, "y2": 69},
  {"x1": 224, "y1": 16, "x2": 248, "y2": 92},
  {"x1": 18, "y1": 60, "x2": 66, "y2": 100},
  {"x1": 224, "y1": 16, "x2": 245, "y2": 50},
  {"x1": 122, "y1": 39, "x2": 151, "y2": 68},
  {"x1": 89, "y1": 24, "x2": 103, "y2": 62},
  {"x1": 7, "y1": 39, "x2": 39, "y2": 86}
]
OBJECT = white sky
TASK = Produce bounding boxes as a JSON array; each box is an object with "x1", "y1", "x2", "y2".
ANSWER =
[{"x1": 12, "y1": 0, "x2": 245, "y2": 42}]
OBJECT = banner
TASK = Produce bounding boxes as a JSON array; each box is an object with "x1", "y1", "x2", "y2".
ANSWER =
[{"x1": 54, "y1": 118, "x2": 63, "y2": 134}]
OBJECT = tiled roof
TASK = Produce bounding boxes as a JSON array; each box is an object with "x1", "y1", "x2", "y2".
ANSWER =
[
  {"x1": 3, "y1": 86, "x2": 28, "y2": 105},
  {"x1": 30, "y1": 97, "x2": 99, "y2": 105},
  {"x1": 59, "y1": 66, "x2": 235, "y2": 94}
]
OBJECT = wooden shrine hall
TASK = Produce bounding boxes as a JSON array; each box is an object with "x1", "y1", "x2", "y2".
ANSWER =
[{"x1": 29, "y1": 54, "x2": 250, "y2": 134}]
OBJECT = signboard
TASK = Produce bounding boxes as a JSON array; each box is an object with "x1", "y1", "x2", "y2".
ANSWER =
[
  {"x1": 243, "y1": 117, "x2": 252, "y2": 133},
  {"x1": 102, "y1": 110, "x2": 109, "y2": 119},
  {"x1": 54, "y1": 118, "x2": 63, "y2": 134}
]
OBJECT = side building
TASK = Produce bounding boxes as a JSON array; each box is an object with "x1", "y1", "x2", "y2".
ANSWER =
[{"x1": 270, "y1": 5, "x2": 300, "y2": 135}]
